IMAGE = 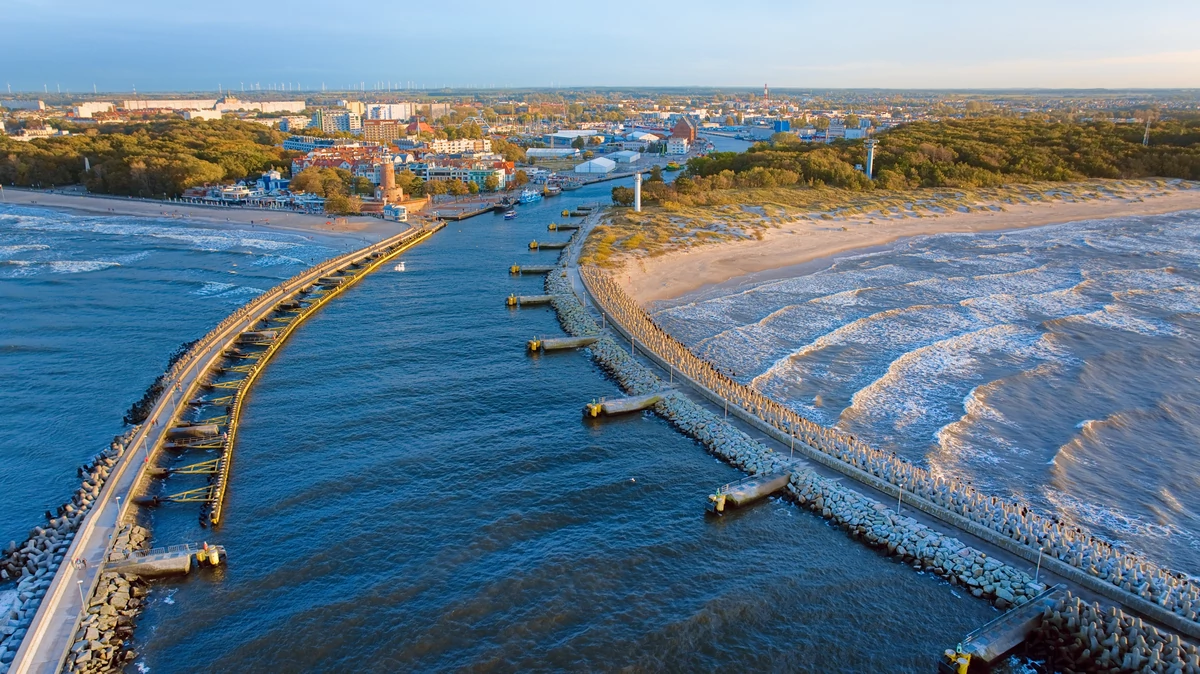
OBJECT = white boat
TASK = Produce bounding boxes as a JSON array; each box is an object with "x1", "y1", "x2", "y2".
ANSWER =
[
  {"x1": 394, "y1": 261, "x2": 406, "y2": 272},
  {"x1": 518, "y1": 189, "x2": 543, "y2": 204}
]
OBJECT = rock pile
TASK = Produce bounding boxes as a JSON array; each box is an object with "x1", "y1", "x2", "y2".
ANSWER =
[
  {"x1": 0, "y1": 429, "x2": 137, "y2": 671},
  {"x1": 64, "y1": 525, "x2": 150, "y2": 674},
  {"x1": 1030, "y1": 592, "x2": 1200, "y2": 673}
]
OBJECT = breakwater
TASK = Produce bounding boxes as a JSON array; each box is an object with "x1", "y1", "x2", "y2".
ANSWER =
[
  {"x1": 578, "y1": 265, "x2": 1200, "y2": 640},
  {"x1": 63, "y1": 524, "x2": 150, "y2": 674},
  {"x1": 545, "y1": 246, "x2": 1044, "y2": 614},
  {"x1": 0, "y1": 429, "x2": 136, "y2": 670},
  {"x1": 6, "y1": 223, "x2": 443, "y2": 674}
]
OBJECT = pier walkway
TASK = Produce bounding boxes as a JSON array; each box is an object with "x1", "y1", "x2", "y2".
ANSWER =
[{"x1": 10, "y1": 223, "x2": 443, "y2": 674}]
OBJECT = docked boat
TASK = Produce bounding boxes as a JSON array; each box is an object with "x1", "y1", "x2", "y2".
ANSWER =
[
  {"x1": 518, "y1": 189, "x2": 543, "y2": 204},
  {"x1": 503, "y1": 210, "x2": 517, "y2": 220},
  {"x1": 560, "y1": 181, "x2": 582, "y2": 191},
  {"x1": 543, "y1": 184, "x2": 562, "y2": 197}
]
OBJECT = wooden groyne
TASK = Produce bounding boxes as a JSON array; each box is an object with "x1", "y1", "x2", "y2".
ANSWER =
[
  {"x1": 8, "y1": 222, "x2": 444, "y2": 674},
  {"x1": 577, "y1": 265, "x2": 1200, "y2": 642}
]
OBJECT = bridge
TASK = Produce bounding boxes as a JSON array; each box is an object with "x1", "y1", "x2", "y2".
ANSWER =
[{"x1": 9, "y1": 222, "x2": 443, "y2": 674}]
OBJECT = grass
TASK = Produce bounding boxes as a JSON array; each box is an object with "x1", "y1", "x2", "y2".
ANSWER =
[{"x1": 579, "y1": 178, "x2": 1196, "y2": 267}]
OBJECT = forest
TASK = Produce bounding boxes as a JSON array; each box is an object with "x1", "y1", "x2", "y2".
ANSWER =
[
  {"x1": 631, "y1": 117, "x2": 1200, "y2": 207},
  {"x1": 0, "y1": 119, "x2": 291, "y2": 197}
]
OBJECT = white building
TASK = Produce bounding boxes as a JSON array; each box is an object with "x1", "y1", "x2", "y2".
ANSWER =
[
  {"x1": 574, "y1": 157, "x2": 617, "y2": 174},
  {"x1": 666, "y1": 138, "x2": 690, "y2": 155},
  {"x1": 182, "y1": 109, "x2": 223, "y2": 121},
  {"x1": 316, "y1": 110, "x2": 362, "y2": 134},
  {"x1": 2, "y1": 100, "x2": 46, "y2": 111},
  {"x1": 610, "y1": 150, "x2": 641, "y2": 163},
  {"x1": 120, "y1": 99, "x2": 218, "y2": 111},
  {"x1": 73, "y1": 102, "x2": 114, "y2": 118},
  {"x1": 526, "y1": 148, "x2": 580, "y2": 159},
  {"x1": 366, "y1": 103, "x2": 415, "y2": 120},
  {"x1": 426, "y1": 138, "x2": 492, "y2": 154},
  {"x1": 279, "y1": 116, "x2": 310, "y2": 132},
  {"x1": 383, "y1": 204, "x2": 408, "y2": 222}
]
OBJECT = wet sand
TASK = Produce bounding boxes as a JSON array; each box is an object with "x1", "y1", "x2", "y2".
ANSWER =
[
  {"x1": 620, "y1": 187, "x2": 1200, "y2": 303},
  {"x1": 0, "y1": 188, "x2": 408, "y2": 241}
]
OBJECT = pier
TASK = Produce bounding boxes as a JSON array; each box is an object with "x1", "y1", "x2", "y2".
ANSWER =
[
  {"x1": 526, "y1": 335, "x2": 598, "y2": 352},
  {"x1": 706, "y1": 471, "x2": 791, "y2": 515},
  {"x1": 581, "y1": 391, "x2": 666, "y2": 418},
  {"x1": 505, "y1": 294, "x2": 554, "y2": 307},
  {"x1": 508, "y1": 264, "x2": 556, "y2": 275},
  {"x1": 105, "y1": 543, "x2": 227, "y2": 579},
  {"x1": 9, "y1": 222, "x2": 444, "y2": 674}
]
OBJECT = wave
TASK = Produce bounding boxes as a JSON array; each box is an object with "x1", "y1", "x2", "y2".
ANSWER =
[
  {"x1": 0, "y1": 259, "x2": 120, "y2": 277},
  {"x1": 252, "y1": 254, "x2": 307, "y2": 268},
  {"x1": 1049, "y1": 304, "x2": 1182, "y2": 338},
  {"x1": 192, "y1": 281, "x2": 265, "y2": 301},
  {"x1": 1112, "y1": 285, "x2": 1200, "y2": 315},
  {"x1": 0, "y1": 244, "x2": 51, "y2": 257},
  {"x1": 10, "y1": 215, "x2": 310, "y2": 253}
]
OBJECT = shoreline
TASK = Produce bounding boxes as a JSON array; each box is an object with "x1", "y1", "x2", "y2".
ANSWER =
[
  {"x1": 618, "y1": 187, "x2": 1200, "y2": 304},
  {"x1": 0, "y1": 187, "x2": 410, "y2": 242}
]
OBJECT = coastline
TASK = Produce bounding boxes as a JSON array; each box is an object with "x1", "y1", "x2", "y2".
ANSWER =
[
  {"x1": 618, "y1": 187, "x2": 1200, "y2": 303},
  {"x1": 0, "y1": 187, "x2": 409, "y2": 242}
]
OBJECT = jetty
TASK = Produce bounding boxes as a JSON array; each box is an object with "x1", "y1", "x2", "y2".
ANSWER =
[
  {"x1": 939, "y1": 585, "x2": 1067, "y2": 673},
  {"x1": 706, "y1": 471, "x2": 791, "y2": 515},
  {"x1": 506, "y1": 294, "x2": 554, "y2": 307},
  {"x1": 527, "y1": 335, "x2": 598, "y2": 352},
  {"x1": 582, "y1": 391, "x2": 665, "y2": 418},
  {"x1": 105, "y1": 543, "x2": 227, "y2": 579},
  {"x1": 547, "y1": 222, "x2": 580, "y2": 231},
  {"x1": 8, "y1": 222, "x2": 444, "y2": 674},
  {"x1": 508, "y1": 264, "x2": 556, "y2": 275},
  {"x1": 528, "y1": 240, "x2": 569, "y2": 250}
]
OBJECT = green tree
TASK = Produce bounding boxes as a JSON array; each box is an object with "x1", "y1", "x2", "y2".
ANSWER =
[
  {"x1": 467, "y1": 181, "x2": 480, "y2": 194},
  {"x1": 611, "y1": 185, "x2": 635, "y2": 206},
  {"x1": 844, "y1": 114, "x2": 860, "y2": 129},
  {"x1": 571, "y1": 137, "x2": 586, "y2": 150},
  {"x1": 512, "y1": 170, "x2": 529, "y2": 187},
  {"x1": 648, "y1": 165, "x2": 664, "y2": 183},
  {"x1": 425, "y1": 180, "x2": 448, "y2": 197},
  {"x1": 483, "y1": 174, "x2": 501, "y2": 192},
  {"x1": 447, "y1": 179, "x2": 468, "y2": 197}
]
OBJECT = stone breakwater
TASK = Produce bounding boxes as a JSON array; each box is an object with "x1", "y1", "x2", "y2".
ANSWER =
[
  {"x1": 0, "y1": 429, "x2": 136, "y2": 671},
  {"x1": 64, "y1": 524, "x2": 151, "y2": 674},
  {"x1": 579, "y1": 266, "x2": 1200, "y2": 634},
  {"x1": 1031, "y1": 592, "x2": 1200, "y2": 673},
  {"x1": 544, "y1": 266, "x2": 1043, "y2": 615}
]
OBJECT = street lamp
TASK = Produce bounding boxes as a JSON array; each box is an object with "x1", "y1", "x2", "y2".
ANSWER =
[{"x1": 76, "y1": 579, "x2": 85, "y2": 605}]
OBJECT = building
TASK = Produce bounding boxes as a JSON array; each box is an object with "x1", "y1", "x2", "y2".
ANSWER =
[
  {"x1": 120, "y1": 99, "x2": 218, "y2": 111},
  {"x1": 282, "y1": 135, "x2": 371, "y2": 152},
  {"x1": 278, "y1": 116, "x2": 310, "y2": 132},
  {"x1": 2, "y1": 100, "x2": 46, "y2": 111},
  {"x1": 365, "y1": 103, "x2": 414, "y2": 120},
  {"x1": 182, "y1": 109, "x2": 222, "y2": 121},
  {"x1": 8, "y1": 128, "x2": 70, "y2": 142},
  {"x1": 338, "y1": 100, "x2": 366, "y2": 116},
  {"x1": 214, "y1": 97, "x2": 304, "y2": 114},
  {"x1": 545, "y1": 130, "x2": 601, "y2": 146},
  {"x1": 406, "y1": 121, "x2": 434, "y2": 136},
  {"x1": 73, "y1": 102, "x2": 114, "y2": 119},
  {"x1": 383, "y1": 204, "x2": 408, "y2": 222},
  {"x1": 773, "y1": 119, "x2": 791, "y2": 132},
  {"x1": 362, "y1": 119, "x2": 407, "y2": 143},
  {"x1": 426, "y1": 138, "x2": 491, "y2": 154},
  {"x1": 670, "y1": 117, "x2": 697, "y2": 143},
  {"x1": 375, "y1": 161, "x2": 404, "y2": 204},
  {"x1": 666, "y1": 137, "x2": 690, "y2": 155},
  {"x1": 574, "y1": 157, "x2": 616, "y2": 174},
  {"x1": 526, "y1": 148, "x2": 580, "y2": 159},
  {"x1": 314, "y1": 109, "x2": 362, "y2": 135},
  {"x1": 610, "y1": 150, "x2": 641, "y2": 163},
  {"x1": 417, "y1": 102, "x2": 451, "y2": 119}
]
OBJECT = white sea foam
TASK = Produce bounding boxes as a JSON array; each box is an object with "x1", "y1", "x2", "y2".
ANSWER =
[
  {"x1": 1112, "y1": 285, "x2": 1200, "y2": 314},
  {"x1": 252, "y1": 254, "x2": 307, "y2": 268},
  {"x1": 46, "y1": 260, "x2": 121, "y2": 274},
  {"x1": 0, "y1": 243, "x2": 50, "y2": 257},
  {"x1": 11, "y1": 217, "x2": 308, "y2": 253},
  {"x1": 1056, "y1": 304, "x2": 1182, "y2": 338}
]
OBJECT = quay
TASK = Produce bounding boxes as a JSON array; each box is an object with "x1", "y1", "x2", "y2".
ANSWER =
[
  {"x1": 528, "y1": 240, "x2": 569, "y2": 250},
  {"x1": 706, "y1": 471, "x2": 791, "y2": 515},
  {"x1": 508, "y1": 264, "x2": 556, "y2": 275},
  {"x1": 506, "y1": 294, "x2": 554, "y2": 307},
  {"x1": 9, "y1": 222, "x2": 444, "y2": 674},
  {"x1": 582, "y1": 391, "x2": 665, "y2": 418},
  {"x1": 527, "y1": 335, "x2": 598, "y2": 352},
  {"x1": 548, "y1": 222, "x2": 579, "y2": 231},
  {"x1": 105, "y1": 543, "x2": 227, "y2": 579},
  {"x1": 939, "y1": 585, "x2": 1066, "y2": 673}
]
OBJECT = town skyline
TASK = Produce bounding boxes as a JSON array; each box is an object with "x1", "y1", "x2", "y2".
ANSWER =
[{"x1": 4, "y1": 0, "x2": 1200, "y2": 92}]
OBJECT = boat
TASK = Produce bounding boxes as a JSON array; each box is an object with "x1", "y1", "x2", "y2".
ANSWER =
[
  {"x1": 543, "y1": 184, "x2": 562, "y2": 197},
  {"x1": 503, "y1": 210, "x2": 517, "y2": 220},
  {"x1": 518, "y1": 189, "x2": 543, "y2": 204},
  {"x1": 560, "y1": 181, "x2": 582, "y2": 191},
  {"x1": 665, "y1": 162, "x2": 682, "y2": 171},
  {"x1": 394, "y1": 261, "x2": 406, "y2": 272}
]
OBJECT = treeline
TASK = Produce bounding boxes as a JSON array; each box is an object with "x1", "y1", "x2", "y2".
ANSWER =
[
  {"x1": 0, "y1": 119, "x2": 291, "y2": 197},
  {"x1": 626, "y1": 117, "x2": 1200, "y2": 207}
]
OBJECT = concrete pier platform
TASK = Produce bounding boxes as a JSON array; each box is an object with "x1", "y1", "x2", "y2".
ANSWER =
[
  {"x1": 509, "y1": 265, "x2": 557, "y2": 275},
  {"x1": 583, "y1": 391, "x2": 666, "y2": 417},
  {"x1": 105, "y1": 543, "x2": 227, "y2": 579},
  {"x1": 940, "y1": 585, "x2": 1067, "y2": 672},
  {"x1": 528, "y1": 335, "x2": 598, "y2": 352},
  {"x1": 506, "y1": 294, "x2": 554, "y2": 307},
  {"x1": 529, "y1": 240, "x2": 569, "y2": 250},
  {"x1": 707, "y1": 471, "x2": 792, "y2": 514}
]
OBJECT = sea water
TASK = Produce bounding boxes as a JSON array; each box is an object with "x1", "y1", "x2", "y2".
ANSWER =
[
  {"x1": 2, "y1": 189, "x2": 1001, "y2": 672},
  {"x1": 654, "y1": 210, "x2": 1200, "y2": 578}
]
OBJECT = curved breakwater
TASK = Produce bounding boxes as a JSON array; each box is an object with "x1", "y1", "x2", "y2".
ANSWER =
[{"x1": 578, "y1": 264, "x2": 1200, "y2": 640}]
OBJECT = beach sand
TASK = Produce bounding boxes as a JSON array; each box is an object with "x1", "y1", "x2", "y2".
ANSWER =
[
  {"x1": 620, "y1": 188, "x2": 1200, "y2": 303},
  {"x1": 0, "y1": 188, "x2": 411, "y2": 242}
]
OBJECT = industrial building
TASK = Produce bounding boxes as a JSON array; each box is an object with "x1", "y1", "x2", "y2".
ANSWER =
[
  {"x1": 526, "y1": 148, "x2": 580, "y2": 159},
  {"x1": 610, "y1": 150, "x2": 641, "y2": 163},
  {"x1": 574, "y1": 157, "x2": 617, "y2": 174}
]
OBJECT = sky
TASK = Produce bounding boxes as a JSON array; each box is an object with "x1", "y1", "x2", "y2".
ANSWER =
[{"x1": 3, "y1": 0, "x2": 1199, "y2": 93}]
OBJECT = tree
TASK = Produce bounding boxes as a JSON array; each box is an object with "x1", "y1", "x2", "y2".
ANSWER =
[
  {"x1": 724, "y1": 116, "x2": 737, "y2": 127},
  {"x1": 467, "y1": 181, "x2": 480, "y2": 194},
  {"x1": 583, "y1": 150, "x2": 594, "y2": 160},
  {"x1": 353, "y1": 176, "x2": 374, "y2": 195},
  {"x1": 425, "y1": 180, "x2": 448, "y2": 197},
  {"x1": 611, "y1": 185, "x2": 635, "y2": 206},
  {"x1": 844, "y1": 114, "x2": 860, "y2": 129},
  {"x1": 571, "y1": 137, "x2": 586, "y2": 150},
  {"x1": 324, "y1": 193, "x2": 361, "y2": 215},
  {"x1": 648, "y1": 165, "x2": 664, "y2": 183},
  {"x1": 512, "y1": 170, "x2": 529, "y2": 187},
  {"x1": 447, "y1": 179, "x2": 468, "y2": 198},
  {"x1": 483, "y1": 174, "x2": 500, "y2": 192}
]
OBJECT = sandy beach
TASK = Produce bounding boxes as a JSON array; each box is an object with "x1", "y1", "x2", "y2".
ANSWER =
[
  {"x1": 0, "y1": 187, "x2": 411, "y2": 242},
  {"x1": 620, "y1": 188, "x2": 1200, "y2": 303}
]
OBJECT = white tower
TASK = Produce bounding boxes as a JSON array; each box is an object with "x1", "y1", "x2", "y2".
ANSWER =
[
  {"x1": 864, "y1": 139, "x2": 878, "y2": 180},
  {"x1": 634, "y1": 173, "x2": 642, "y2": 212}
]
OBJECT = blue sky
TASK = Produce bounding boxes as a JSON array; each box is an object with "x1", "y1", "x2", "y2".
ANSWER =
[{"x1": 3, "y1": 0, "x2": 1199, "y2": 93}]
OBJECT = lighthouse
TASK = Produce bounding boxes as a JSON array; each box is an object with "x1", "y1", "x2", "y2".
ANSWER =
[{"x1": 634, "y1": 172, "x2": 642, "y2": 212}]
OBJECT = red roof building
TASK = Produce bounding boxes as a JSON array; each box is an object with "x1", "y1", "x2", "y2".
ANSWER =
[{"x1": 671, "y1": 117, "x2": 697, "y2": 143}]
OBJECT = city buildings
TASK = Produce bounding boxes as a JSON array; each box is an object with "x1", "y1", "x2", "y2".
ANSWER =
[
  {"x1": 314, "y1": 109, "x2": 363, "y2": 134},
  {"x1": 278, "y1": 116, "x2": 310, "y2": 132},
  {"x1": 362, "y1": 119, "x2": 407, "y2": 143},
  {"x1": 426, "y1": 138, "x2": 491, "y2": 154},
  {"x1": 73, "y1": 102, "x2": 114, "y2": 118},
  {"x1": 666, "y1": 137, "x2": 690, "y2": 155},
  {"x1": 282, "y1": 135, "x2": 373, "y2": 152},
  {"x1": 182, "y1": 109, "x2": 222, "y2": 121},
  {"x1": 670, "y1": 117, "x2": 697, "y2": 143},
  {"x1": 1, "y1": 100, "x2": 46, "y2": 111}
]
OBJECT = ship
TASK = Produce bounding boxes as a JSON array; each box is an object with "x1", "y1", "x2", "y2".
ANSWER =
[
  {"x1": 503, "y1": 210, "x2": 517, "y2": 220},
  {"x1": 518, "y1": 189, "x2": 543, "y2": 204}
]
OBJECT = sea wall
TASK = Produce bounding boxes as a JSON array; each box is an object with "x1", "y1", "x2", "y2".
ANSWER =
[
  {"x1": 578, "y1": 265, "x2": 1200, "y2": 639},
  {"x1": 1030, "y1": 592, "x2": 1200, "y2": 673},
  {"x1": 0, "y1": 429, "x2": 136, "y2": 671},
  {"x1": 63, "y1": 524, "x2": 151, "y2": 674},
  {"x1": 544, "y1": 265, "x2": 1043, "y2": 613}
]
